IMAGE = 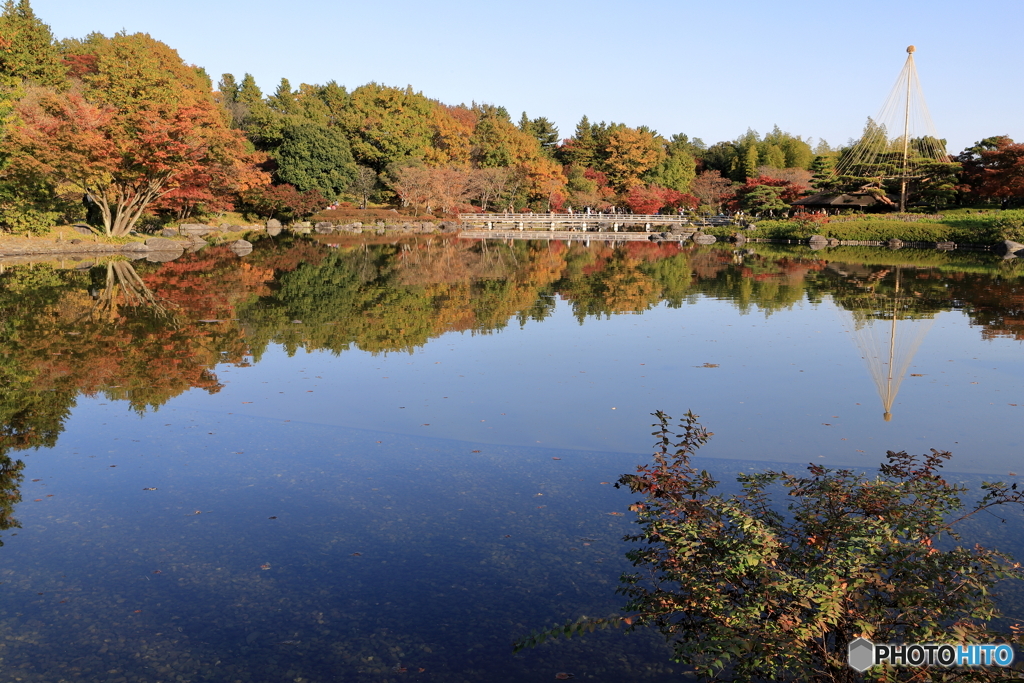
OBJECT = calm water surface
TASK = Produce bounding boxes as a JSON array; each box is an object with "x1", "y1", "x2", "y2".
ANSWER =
[{"x1": 1, "y1": 237, "x2": 1023, "y2": 681}]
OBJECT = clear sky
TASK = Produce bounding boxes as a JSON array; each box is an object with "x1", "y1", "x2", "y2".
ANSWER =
[{"x1": 35, "y1": 0, "x2": 1022, "y2": 154}]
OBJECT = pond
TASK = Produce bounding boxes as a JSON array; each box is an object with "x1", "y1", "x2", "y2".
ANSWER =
[{"x1": 1, "y1": 236, "x2": 1023, "y2": 682}]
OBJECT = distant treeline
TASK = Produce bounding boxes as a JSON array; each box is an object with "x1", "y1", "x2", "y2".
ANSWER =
[{"x1": 0, "y1": 0, "x2": 1021, "y2": 237}]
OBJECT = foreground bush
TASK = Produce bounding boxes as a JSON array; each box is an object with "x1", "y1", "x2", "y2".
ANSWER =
[{"x1": 517, "y1": 412, "x2": 1024, "y2": 682}]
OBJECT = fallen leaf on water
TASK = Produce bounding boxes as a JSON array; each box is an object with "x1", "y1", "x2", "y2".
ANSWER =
[
  {"x1": 910, "y1": 373, "x2": 924, "y2": 377},
  {"x1": 32, "y1": 479, "x2": 40, "y2": 482},
  {"x1": 241, "y1": 402, "x2": 253, "y2": 404},
  {"x1": 552, "y1": 457, "x2": 561, "y2": 460},
  {"x1": 46, "y1": 494, "x2": 53, "y2": 497},
  {"x1": 193, "y1": 510, "x2": 202, "y2": 515},
  {"x1": 608, "y1": 512, "x2": 624, "y2": 516},
  {"x1": 422, "y1": 424, "x2": 430, "y2": 426},
  {"x1": 555, "y1": 674, "x2": 575, "y2": 680},
  {"x1": 142, "y1": 487, "x2": 157, "y2": 491},
  {"x1": 504, "y1": 534, "x2": 511, "y2": 538},
  {"x1": 134, "y1": 610, "x2": 142, "y2": 613},
  {"x1": 260, "y1": 563, "x2": 271, "y2": 570},
  {"x1": 1010, "y1": 404, "x2": 1018, "y2": 407},
  {"x1": 34, "y1": 499, "x2": 41, "y2": 502},
  {"x1": 269, "y1": 516, "x2": 277, "y2": 519},
  {"x1": 418, "y1": 669, "x2": 425, "y2": 673},
  {"x1": 1010, "y1": 472, "x2": 1018, "y2": 476},
  {"x1": 152, "y1": 570, "x2": 161, "y2": 574},
  {"x1": 600, "y1": 481, "x2": 610, "y2": 485},
  {"x1": 352, "y1": 552, "x2": 362, "y2": 556},
  {"x1": 822, "y1": 423, "x2": 832, "y2": 427},
  {"x1": 471, "y1": 450, "x2": 481, "y2": 453},
  {"x1": 109, "y1": 465, "x2": 117, "y2": 467}
]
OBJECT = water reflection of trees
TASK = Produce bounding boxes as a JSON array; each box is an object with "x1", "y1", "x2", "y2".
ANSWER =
[
  {"x1": 0, "y1": 249, "x2": 264, "y2": 537},
  {"x1": 3, "y1": 237, "x2": 1024, "y2": 504}
]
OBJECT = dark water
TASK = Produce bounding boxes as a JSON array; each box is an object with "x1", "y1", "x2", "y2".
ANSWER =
[{"x1": 2, "y1": 237, "x2": 1024, "y2": 681}]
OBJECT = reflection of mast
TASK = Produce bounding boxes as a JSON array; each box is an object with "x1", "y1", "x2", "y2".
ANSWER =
[
  {"x1": 839, "y1": 268, "x2": 935, "y2": 422},
  {"x1": 882, "y1": 272, "x2": 900, "y2": 420}
]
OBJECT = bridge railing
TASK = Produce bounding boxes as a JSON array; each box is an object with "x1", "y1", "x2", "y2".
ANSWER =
[
  {"x1": 460, "y1": 212, "x2": 697, "y2": 222},
  {"x1": 458, "y1": 213, "x2": 737, "y2": 228}
]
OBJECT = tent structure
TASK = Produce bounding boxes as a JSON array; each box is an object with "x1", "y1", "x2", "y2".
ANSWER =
[{"x1": 829, "y1": 47, "x2": 951, "y2": 211}]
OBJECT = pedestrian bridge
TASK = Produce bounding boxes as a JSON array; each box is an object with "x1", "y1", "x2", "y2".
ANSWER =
[{"x1": 457, "y1": 212, "x2": 735, "y2": 233}]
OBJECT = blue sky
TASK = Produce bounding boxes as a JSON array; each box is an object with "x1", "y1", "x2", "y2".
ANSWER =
[{"x1": 36, "y1": 0, "x2": 1022, "y2": 154}]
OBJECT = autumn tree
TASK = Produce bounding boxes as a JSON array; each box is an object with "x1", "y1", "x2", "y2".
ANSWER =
[
  {"x1": 8, "y1": 32, "x2": 256, "y2": 236},
  {"x1": 624, "y1": 184, "x2": 697, "y2": 214},
  {"x1": 349, "y1": 165, "x2": 379, "y2": 209},
  {"x1": 340, "y1": 83, "x2": 438, "y2": 171},
  {"x1": 241, "y1": 183, "x2": 325, "y2": 221},
  {"x1": 390, "y1": 165, "x2": 476, "y2": 215},
  {"x1": 690, "y1": 170, "x2": 735, "y2": 212},
  {"x1": 603, "y1": 126, "x2": 664, "y2": 192},
  {"x1": 958, "y1": 136, "x2": 1024, "y2": 202},
  {"x1": 471, "y1": 166, "x2": 516, "y2": 212}
]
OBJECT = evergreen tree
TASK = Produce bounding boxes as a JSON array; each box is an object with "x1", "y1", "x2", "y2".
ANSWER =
[
  {"x1": 269, "y1": 77, "x2": 300, "y2": 115},
  {"x1": 651, "y1": 149, "x2": 697, "y2": 193},
  {"x1": 217, "y1": 73, "x2": 239, "y2": 102},
  {"x1": 274, "y1": 121, "x2": 357, "y2": 202},
  {"x1": 0, "y1": 0, "x2": 63, "y2": 86},
  {"x1": 236, "y1": 73, "x2": 263, "y2": 106},
  {"x1": 760, "y1": 144, "x2": 786, "y2": 170},
  {"x1": 559, "y1": 115, "x2": 597, "y2": 167}
]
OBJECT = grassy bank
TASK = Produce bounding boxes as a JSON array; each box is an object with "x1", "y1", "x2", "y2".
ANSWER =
[
  {"x1": 733, "y1": 242, "x2": 1024, "y2": 277},
  {"x1": 710, "y1": 209, "x2": 1024, "y2": 245}
]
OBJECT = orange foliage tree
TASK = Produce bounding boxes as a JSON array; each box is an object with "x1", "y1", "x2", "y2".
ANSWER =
[{"x1": 8, "y1": 32, "x2": 257, "y2": 235}]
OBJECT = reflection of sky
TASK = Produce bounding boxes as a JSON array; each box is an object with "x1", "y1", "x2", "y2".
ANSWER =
[
  {"x1": 7, "y1": 414, "x2": 679, "y2": 681},
  {"x1": 173, "y1": 294, "x2": 1024, "y2": 475},
  {"x1": 7, "y1": 286, "x2": 1024, "y2": 680}
]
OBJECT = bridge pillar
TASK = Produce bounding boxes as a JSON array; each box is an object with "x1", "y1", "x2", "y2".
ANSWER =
[
  {"x1": 613, "y1": 224, "x2": 618, "y2": 232},
  {"x1": 645, "y1": 223, "x2": 651, "y2": 232},
  {"x1": 487, "y1": 221, "x2": 492, "y2": 230},
  {"x1": 550, "y1": 222, "x2": 555, "y2": 231},
  {"x1": 518, "y1": 222, "x2": 524, "y2": 231}
]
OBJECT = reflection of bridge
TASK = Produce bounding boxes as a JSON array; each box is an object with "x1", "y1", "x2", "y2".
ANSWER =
[
  {"x1": 459, "y1": 229, "x2": 696, "y2": 242},
  {"x1": 458, "y1": 212, "x2": 735, "y2": 233}
]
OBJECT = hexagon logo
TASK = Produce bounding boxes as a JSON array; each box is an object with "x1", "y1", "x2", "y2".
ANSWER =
[{"x1": 848, "y1": 637, "x2": 875, "y2": 672}]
